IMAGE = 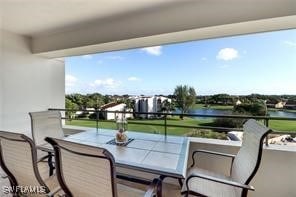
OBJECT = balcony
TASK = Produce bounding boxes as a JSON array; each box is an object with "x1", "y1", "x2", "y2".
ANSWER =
[
  {"x1": 0, "y1": 122, "x2": 295, "y2": 196},
  {"x1": 53, "y1": 109, "x2": 296, "y2": 196},
  {"x1": 1, "y1": 0, "x2": 296, "y2": 196},
  {"x1": 61, "y1": 111, "x2": 296, "y2": 197}
]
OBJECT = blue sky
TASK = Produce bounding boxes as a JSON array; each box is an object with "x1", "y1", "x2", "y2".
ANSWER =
[{"x1": 65, "y1": 29, "x2": 296, "y2": 95}]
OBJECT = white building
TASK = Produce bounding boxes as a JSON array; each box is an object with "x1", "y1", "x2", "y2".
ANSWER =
[
  {"x1": 75, "y1": 108, "x2": 95, "y2": 117},
  {"x1": 132, "y1": 96, "x2": 171, "y2": 118},
  {"x1": 86, "y1": 108, "x2": 95, "y2": 114},
  {"x1": 101, "y1": 102, "x2": 132, "y2": 120},
  {"x1": 235, "y1": 99, "x2": 242, "y2": 105},
  {"x1": 275, "y1": 101, "x2": 286, "y2": 109}
]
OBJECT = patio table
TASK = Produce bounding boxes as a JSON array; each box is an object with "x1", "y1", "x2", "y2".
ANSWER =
[
  {"x1": 39, "y1": 128, "x2": 190, "y2": 193},
  {"x1": 68, "y1": 129, "x2": 189, "y2": 177}
]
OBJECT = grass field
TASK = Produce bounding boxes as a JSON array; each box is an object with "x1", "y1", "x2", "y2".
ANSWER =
[
  {"x1": 66, "y1": 116, "x2": 296, "y2": 136},
  {"x1": 66, "y1": 117, "x2": 212, "y2": 136},
  {"x1": 269, "y1": 120, "x2": 296, "y2": 132},
  {"x1": 66, "y1": 102, "x2": 296, "y2": 136}
]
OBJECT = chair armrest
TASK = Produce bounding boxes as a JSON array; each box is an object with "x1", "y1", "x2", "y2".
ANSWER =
[
  {"x1": 186, "y1": 172, "x2": 254, "y2": 191},
  {"x1": 37, "y1": 145, "x2": 54, "y2": 153},
  {"x1": 144, "y1": 178, "x2": 161, "y2": 197},
  {"x1": 46, "y1": 186, "x2": 62, "y2": 197},
  {"x1": 191, "y1": 149, "x2": 236, "y2": 168},
  {"x1": 37, "y1": 155, "x2": 50, "y2": 163}
]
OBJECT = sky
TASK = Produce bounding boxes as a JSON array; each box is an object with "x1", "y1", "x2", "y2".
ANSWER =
[{"x1": 65, "y1": 29, "x2": 296, "y2": 96}]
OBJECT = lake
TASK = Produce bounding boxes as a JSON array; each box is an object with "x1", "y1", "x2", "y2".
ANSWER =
[{"x1": 175, "y1": 108, "x2": 296, "y2": 118}]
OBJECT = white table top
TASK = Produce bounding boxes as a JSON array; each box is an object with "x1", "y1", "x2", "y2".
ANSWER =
[{"x1": 64, "y1": 129, "x2": 190, "y2": 178}]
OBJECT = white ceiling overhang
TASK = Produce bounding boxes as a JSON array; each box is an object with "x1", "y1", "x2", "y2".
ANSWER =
[{"x1": 1, "y1": 0, "x2": 296, "y2": 57}]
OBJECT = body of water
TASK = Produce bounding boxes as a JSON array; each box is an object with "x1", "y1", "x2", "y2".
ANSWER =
[
  {"x1": 176, "y1": 108, "x2": 296, "y2": 118},
  {"x1": 268, "y1": 110, "x2": 296, "y2": 118}
]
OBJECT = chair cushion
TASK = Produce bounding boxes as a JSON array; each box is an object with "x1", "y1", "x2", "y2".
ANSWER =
[
  {"x1": 181, "y1": 167, "x2": 237, "y2": 197},
  {"x1": 117, "y1": 183, "x2": 146, "y2": 197}
]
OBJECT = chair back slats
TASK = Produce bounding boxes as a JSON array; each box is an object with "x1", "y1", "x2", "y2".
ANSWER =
[
  {"x1": 231, "y1": 119, "x2": 271, "y2": 196},
  {"x1": 29, "y1": 111, "x2": 64, "y2": 146},
  {"x1": 0, "y1": 131, "x2": 48, "y2": 192},
  {"x1": 46, "y1": 138, "x2": 117, "y2": 197}
]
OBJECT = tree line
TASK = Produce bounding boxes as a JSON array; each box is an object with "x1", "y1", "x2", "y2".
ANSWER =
[
  {"x1": 196, "y1": 94, "x2": 296, "y2": 105},
  {"x1": 65, "y1": 85, "x2": 197, "y2": 118},
  {"x1": 66, "y1": 87, "x2": 295, "y2": 120}
]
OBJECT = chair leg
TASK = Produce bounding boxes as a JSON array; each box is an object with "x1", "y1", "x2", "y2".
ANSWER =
[
  {"x1": 178, "y1": 178, "x2": 184, "y2": 188},
  {"x1": 156, "y1": 175, "x2": 185, "y2": 195},
  {"x1": 48, "y1": 152, "x2": 55, "y2": 176},
  {"x1": 156, "y1": 180, "x2": 162, "y2": 197}
]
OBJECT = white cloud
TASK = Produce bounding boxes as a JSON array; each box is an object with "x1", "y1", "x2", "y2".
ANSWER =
[
  {"x1": 141, "y1": 46, "x2": 162, "y2": 56},
  {"x1": 82, "y1": 55, "x2": 92, "y2": 59},
  {"x1": 65, "y1": 74, "x2": 77, "y2": 87},
  {"x1": 201, "y1": 57, "x2": 207, "y2": 61},
  {"x1": 217, "y1": 48, "x2": 239, "y2": 61},
  {"x1": 283, "y1": 40, "x2": 296, "y2": 48},
  {"x1": 128, "y1": 77, "x2": 141, "y2": 81},
  {"x1": 89, "y1": 78, "x2": 120, "y2": 88}
]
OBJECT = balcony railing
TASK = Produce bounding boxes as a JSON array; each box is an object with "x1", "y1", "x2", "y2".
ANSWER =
[{"x1": 49, "y1": 108, "x2": 296, "y2": 145}]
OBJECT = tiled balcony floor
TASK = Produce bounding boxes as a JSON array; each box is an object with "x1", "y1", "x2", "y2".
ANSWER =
[{"x1": 117, "y1": 178, "x2": 182, "y2": 197}]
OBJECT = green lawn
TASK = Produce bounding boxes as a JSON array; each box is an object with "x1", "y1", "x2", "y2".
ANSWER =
[
  {"x1": 66, "y1": 117, "x2": 213, "y2": 136},
  {"x1": 66, "y1": 116, "x2": 296, "y2": 136},
  {"x1": 269, "y1": 120, "x2": 296, "y2": 132}
]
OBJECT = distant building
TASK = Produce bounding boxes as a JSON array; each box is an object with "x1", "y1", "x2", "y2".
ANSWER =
[
  {"x1": 275, "y1": 101, "x2": 286, "y2": 109},
  {"x1": 75, "y1": 111, "x2": 83, "y2": 116},
  {"x1": 132, "y1": 96, "x2": 172, "y2": 118},
  {"x1": 86, "y1": 108, "x2": 95, "y2": 114},
  {"x1": 100, "y1": 102, "x2": 133, "y2": 120},
  {"x1": 235, "y1": 99, "x2": 242, "y2": 105}
]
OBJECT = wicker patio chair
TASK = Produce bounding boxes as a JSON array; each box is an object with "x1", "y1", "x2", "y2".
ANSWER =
[
  {"x1": 0, "y1": 131, "x2": 61, "y2": 197},
  {"x1": 45, "y1": 137, "x2": 161, "y2": 197},
  {"x1": 181, "y1": 119, "x2": 272, "y2": 197}
]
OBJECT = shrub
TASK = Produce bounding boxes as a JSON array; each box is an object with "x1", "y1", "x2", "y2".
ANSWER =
[
  {"x1": 234, "y1": 102, "x2": 267, "y2": 116},
  {"x1": 213, "y1": 101, "x2": 267, "y2": 129},
  {"x1": 213, "y1": 117, "x2": 245, "y2": 128},
  {"x1": 89, "y1": 112, "x2": 105, "y2": 120},
  {"x1": 187, "y1": 129, "x2": 227, "y2": 140},
  {"x1": 76, "y1": 112, "x2": 88, "y2": 118}
]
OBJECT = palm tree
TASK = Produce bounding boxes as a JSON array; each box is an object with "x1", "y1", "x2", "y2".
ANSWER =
[{"x1": 174, "y1": 85, "x2": 196, "y2": 119}]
